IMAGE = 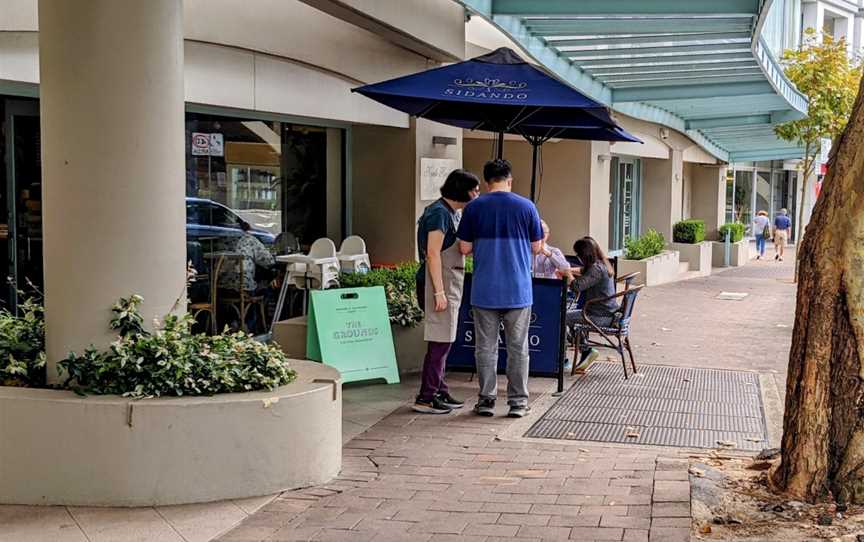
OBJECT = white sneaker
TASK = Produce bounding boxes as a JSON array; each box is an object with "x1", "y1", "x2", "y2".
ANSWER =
[{"x1": 574, "y1": 349, "x2": 600, "y2": 373}]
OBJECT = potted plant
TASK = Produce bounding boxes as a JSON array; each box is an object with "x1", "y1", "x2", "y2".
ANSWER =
[
  {"x1": 669, "y1": 219, "x2": 712, "y2": 276},
  {"x1": 618, "y1": 229, "x2": 682, "y2": 286},
  {"x1": 338, "y1": 262, "x2": 425, "y2": 374},
  {"x1": 712, "y1": 222, "x2": 749, "y2": 267}
]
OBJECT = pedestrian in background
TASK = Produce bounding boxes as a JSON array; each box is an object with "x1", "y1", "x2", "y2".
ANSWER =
[
  {"x1": 457, "y1": 159, "x2": 543, "y2": 418},
  {"x1": 753, "y1": 210, "x2": 770, "y2": 260},
  {"x1": 774, "y1": 208, "x2": 792, "y2": 262},
  {"x1": 413, "y1": 169, "x2": 480, "y2": 415}
]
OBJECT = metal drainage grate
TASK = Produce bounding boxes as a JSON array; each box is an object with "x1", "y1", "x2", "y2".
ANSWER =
[{"x1": 525, "y1": 363, "x2": 769, "y2": 451}]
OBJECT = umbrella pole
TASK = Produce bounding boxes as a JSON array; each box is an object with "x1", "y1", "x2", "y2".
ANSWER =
[
  {"x1": 530, "y1": 142, "x2": 539, "y2": 202},
  {"x1": 497, "y1": 131, "x2": 504, "y2": 159}
]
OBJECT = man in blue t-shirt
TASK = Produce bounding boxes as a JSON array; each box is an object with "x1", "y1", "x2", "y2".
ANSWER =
[
  {"x1": 457, "y1": 159, "x2": 543, "y2": 418},
  {"x1": 773, "y1": 208, "x2": 792, "y2": 262}
]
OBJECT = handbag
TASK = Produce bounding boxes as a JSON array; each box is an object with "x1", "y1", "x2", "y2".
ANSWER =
[{"x1": 763, "y1": 224, "x2": 771, "y2": 239}]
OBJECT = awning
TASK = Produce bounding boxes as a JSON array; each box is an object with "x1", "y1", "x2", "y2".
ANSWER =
[{"x1": 458, "y1": 0, "x2": 808, "y2": 163}]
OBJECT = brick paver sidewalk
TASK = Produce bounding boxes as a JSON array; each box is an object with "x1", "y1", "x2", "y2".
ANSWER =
[
  {"x1": 220, "y1": 250, "x2": 799, "y2": 542},
  {"x1": 219, "y1": 377, "x2": 691, "y2": 542}
]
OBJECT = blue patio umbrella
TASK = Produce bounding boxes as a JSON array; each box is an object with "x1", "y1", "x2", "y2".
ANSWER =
[{"x1": 353, "y1": 47, "x2": 640, "y2": 200}]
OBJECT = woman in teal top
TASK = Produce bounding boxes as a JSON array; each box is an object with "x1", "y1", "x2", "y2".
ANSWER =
[{"x1": 413, "y1": 169, "x2": 479, "y2": 415}]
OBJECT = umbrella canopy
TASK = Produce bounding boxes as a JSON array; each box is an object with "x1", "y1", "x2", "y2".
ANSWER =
[
  {"x1": 353, "y1": 47, "x2": 641, "y2": 200},
  {"x1": 353, "y1": 47, "x2": 623, "y2": 135}
]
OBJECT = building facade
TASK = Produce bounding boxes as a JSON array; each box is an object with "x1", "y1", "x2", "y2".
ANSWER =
[{"x1": 0, "y1": 0, "x2": 813, "y2": 365}]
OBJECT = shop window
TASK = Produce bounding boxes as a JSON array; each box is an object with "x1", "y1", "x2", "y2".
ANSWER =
[{"x1": 185, "y1": 113, "x2": 342, "y2": 252}]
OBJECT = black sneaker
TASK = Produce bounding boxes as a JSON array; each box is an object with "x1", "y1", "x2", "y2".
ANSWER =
[
  {"x1": 474, "y1": 397, "x2": 496, "y2": 417},
  {"x1": 412, "y1": 396, "x2": 452, "y2": 415},
  {"x1": 508, "y1": 404, "x2": 531, "y2": 418},
  {"x1": 436, "y1": 392, "x2": 464, "y2": 409}
]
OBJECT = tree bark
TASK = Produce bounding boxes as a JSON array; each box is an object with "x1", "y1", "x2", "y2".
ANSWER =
[{"x1": 774, "y1": 74, "x2": 864, "y2": 503}]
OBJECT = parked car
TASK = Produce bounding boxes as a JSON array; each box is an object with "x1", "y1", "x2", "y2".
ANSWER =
[{"x1": 186, "y1": 197, "x2": 276, "y2": 246}]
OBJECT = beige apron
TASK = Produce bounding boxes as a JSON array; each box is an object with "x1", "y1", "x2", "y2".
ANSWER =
[{"x1": 423, "y1": 241, "x2": 465, "y2": 343}]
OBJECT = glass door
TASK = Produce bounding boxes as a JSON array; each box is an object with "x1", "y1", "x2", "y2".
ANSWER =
[
  {"x1": 733, "y1": 170, "x2": 754, "y2": 233},
  {"x1": 3, "y1": 99, "x2": 42, "y2": 310},
  {"x1": 772, "y1": 170, "x2": 796, "y2": 238},
  {"x1": 609, "y1": 157, "x2": 642, "y2": 252}
]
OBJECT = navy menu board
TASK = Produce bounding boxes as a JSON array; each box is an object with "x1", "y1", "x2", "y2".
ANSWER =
[{"x1": 447, "y1": 274, "x2": 566, "y2": 378}]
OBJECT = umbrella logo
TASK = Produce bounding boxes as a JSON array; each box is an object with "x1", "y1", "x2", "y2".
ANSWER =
[
  {"x1": 453, "y1": 78, "x2": 527, "y2": 90},
  {"x1": 445, "y1": 78, "x2": 529, "y2": 101}
]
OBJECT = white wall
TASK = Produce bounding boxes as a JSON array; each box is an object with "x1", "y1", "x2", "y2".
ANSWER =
[
  {"x1": 0, "y1": 0, "x2": 464, "y2": 129},
  {"x1": 302, "y1": 0, "x2": 466, "y2": 60}
]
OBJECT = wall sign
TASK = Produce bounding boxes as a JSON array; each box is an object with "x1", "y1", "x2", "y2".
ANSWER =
[
  {"x1": 191, "y1": 132, "x2": 224, "y2": 157},
  {"x1": 420, "y1": 157, "x2": 458, "y2": 201},
  {"x1": 447, "y1": 274, "x2": 566, "y2": 378}
]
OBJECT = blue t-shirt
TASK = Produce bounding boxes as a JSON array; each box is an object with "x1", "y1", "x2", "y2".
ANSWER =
[
  {"x1": 774, "y1": 214, "x2": 791, "y2": 230},
  {"x1": 416, "y1": 199, "x2": 458, "y2": 283},
  {"x1": 457, "y1": 191, "x2": 543, "y2": 309}
]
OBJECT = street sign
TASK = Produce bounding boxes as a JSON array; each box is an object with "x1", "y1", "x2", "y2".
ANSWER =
[{"x1": 191, "y1": 132, "x2": 224, "y2": 156}]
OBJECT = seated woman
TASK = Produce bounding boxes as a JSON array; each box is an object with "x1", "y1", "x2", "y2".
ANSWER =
[
  {"x1": 532, "y1": 220, "x2": 571, "y2": 279},
  {"x1": 219, "y1": 221, "x2": 276, "y2": 331},
  {"x1": 566, "y1": 236, "x2": 619, "y2": 372}
]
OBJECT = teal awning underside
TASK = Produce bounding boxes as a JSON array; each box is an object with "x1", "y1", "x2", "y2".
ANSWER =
[{"x1": 459, "y1": 0, "x2": 808, "y2": 163}]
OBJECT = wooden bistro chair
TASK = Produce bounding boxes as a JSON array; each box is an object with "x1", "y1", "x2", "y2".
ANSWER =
[
  {"x1": 218, "y1": 253, "x2": 268, "y2": 334},
  {"x1": 616, "y1": 271, "x2": 641, "y2": 291},
  {"x1": 569, "y1": 285, "x2": 644, "y2": 379},
  {"x1": 190, "y1": 253, "x2": 227, "y2": 335}
]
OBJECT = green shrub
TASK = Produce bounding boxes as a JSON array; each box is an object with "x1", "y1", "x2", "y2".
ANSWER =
[
  {"x1": 624, "y1": 229, "x2": 666, "y2": 260},
  {"x1": 58, "y1": 295, "x2": 297, "y2": 398},
  {"x1": 0, "y1": 295, "x2": 297, "y2": 397},
  {"x1": 672, "y1": 219, "x2": 706, "y2": 244},
  {"x1": 719, "y1": 223, "x2": 746, "y2": 243},
  {"x1": 58, "y1": 295, "x2": 296, "y2": 398},
  {"x1": 339, "y1": 262, "x2": 423, "y2": 328},
  {"x1": 0, "y1": 297, "x2": 46, "y2": 387}
]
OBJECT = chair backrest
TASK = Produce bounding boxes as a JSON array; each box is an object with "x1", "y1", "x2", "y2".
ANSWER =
[
  {"x1": 618, "y1": 285, "x2": 644, "y2": 321},
  {"x1": 339, "y1": 235, "x2": 366, "y2": 256},
  {"x1": 308, "y1": 238, "x2": 337, "y2": 259},
  {"x1": 617, "y1": 271, "x2": 641, "y2": 291},
  {"x1": 186, "y1": 241, "x2": 205, "y2": 274},
  {"x1": 275, "y1": 232, "x2": 300, "y2": 255}
]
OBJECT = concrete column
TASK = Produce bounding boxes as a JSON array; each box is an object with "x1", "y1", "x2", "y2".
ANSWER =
[
  {"x1": 690, "y1": 165, "x2": 727, "y2": 240},
  {"x1": 464, "y1": 138, "x2": 609, "y2": 251},
  {"x1": 641, "y1": 149, "x2": 683, "y2": 240},
  {"x1": 351, "y1": 119, "x2": 461, "y2": 264},
  {"x1": 39, "y1": 0, "x2": 186, "y2": 379},
  {"x1": 587, "y1": 142, "x2": 611, "y2": 251},
  {"x1": 802, "y1": 2, "x2": 824, "y2": 35}
]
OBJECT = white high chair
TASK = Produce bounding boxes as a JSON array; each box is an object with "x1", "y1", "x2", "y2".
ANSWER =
[
  {"x1": 337, "y1": 235, "x2": 371, "y2": 273},
  {"x1": 285, "y1": 238, "x2": 340, "y2": 291}
]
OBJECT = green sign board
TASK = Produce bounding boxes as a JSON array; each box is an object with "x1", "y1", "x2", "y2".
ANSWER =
[{"x1": 306, "y1": 286, "x2": 400, "y2": 384}]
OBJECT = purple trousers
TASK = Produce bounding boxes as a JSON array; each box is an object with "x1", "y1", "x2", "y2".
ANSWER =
[{"x1": 418, "y1": 341, "x2": 451, "y2": 402}]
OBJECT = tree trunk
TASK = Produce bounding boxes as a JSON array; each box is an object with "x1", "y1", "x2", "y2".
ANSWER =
[{"x1": 774, "y1": 74, "x2": 864, "y2": 503}]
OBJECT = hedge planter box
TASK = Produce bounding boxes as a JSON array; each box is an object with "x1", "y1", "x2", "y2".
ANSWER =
[
  {"x1": 712, "y1": 239, "x2": 750, "y2": 267},
  {"x1": 668, "y1": 241, "x2": 712, "y2": 276},
  {"x1": 392, "y1": 323, "x2": 426, "y2": 375},
  {"x1": 618, "y1": 250, "x2": 681, "y2": 286},
  {"x1": 0, "y1": 359, "x2": 341, "y2": 506}
]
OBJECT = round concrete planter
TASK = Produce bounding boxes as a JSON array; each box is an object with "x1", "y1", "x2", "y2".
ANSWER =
[{"x1": 0, "y1": 359, "x2": 341, "y2": 506}]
